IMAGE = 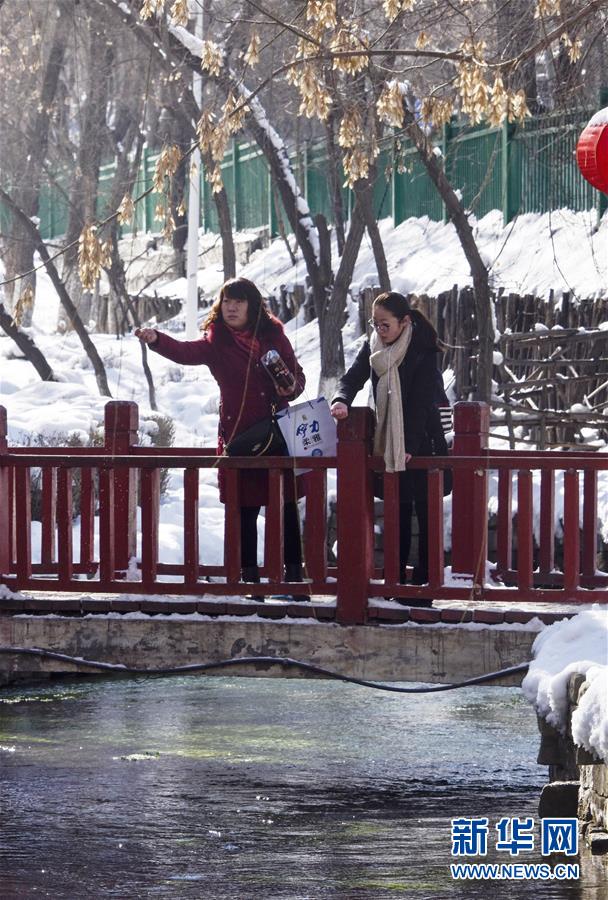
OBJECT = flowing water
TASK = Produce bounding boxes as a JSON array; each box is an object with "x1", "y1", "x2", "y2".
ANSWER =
[{"x1": 0, "y1": 675, "x2": 605, "y2": 899}]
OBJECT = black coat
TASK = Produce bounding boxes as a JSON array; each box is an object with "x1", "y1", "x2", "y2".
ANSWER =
[{"x1": 332, "y1": 334, "x2": 449, "y2": 502}]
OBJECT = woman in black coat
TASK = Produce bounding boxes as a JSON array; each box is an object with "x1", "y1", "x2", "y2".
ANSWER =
[{"x1": 330, "y1": 292, "x2": 449, "y2": 596}]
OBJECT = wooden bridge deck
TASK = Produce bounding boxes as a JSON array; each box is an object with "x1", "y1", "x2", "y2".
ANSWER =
[
  {"x1": 0, "y1": 590, "x2": 598, "y2": 685},
  {"x1": 0, "y1": 589, "x2": 595, "y2": 625}
]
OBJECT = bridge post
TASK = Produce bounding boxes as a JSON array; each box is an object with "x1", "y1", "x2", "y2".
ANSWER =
[
  {"x1": 104, "y1": 401, "x2": 139, "y2": 575},
  {"x1": 451, "y1": 401, "x2": 490, "y2": 583},
  {"x1": 336, "y1": 408, "x2": 374, "y2": 625},
  {"x1": 0, "y1": 406, "x2": 9, "y2": 577}
]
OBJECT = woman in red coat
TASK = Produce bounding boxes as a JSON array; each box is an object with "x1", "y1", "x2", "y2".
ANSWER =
[{"x1": 136, "y1": 277, "x2": 306, "y2": 598}]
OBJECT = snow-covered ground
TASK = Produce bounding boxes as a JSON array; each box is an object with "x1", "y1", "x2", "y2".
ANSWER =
[
  {"x1": 162, "y1": 208, "x2": 608, "y2": 303},
  {"x1": 1, "y1": 208, "x2": 607, "y2": 758}
]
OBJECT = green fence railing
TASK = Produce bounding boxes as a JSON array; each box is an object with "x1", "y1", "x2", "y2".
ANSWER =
[{"x1": 21, "y1": 106, "x2": 605, "y2": 242}]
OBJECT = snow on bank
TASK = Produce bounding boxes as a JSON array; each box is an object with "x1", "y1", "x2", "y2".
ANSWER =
[
  {"x1": 158, "y1": 208, "x2": 608, "y2": 307},
  {"x1": 367, "y1": 208, "x2": 607, "y2": 301},
  {"x1": 522, "y1": 608, "x2": 608, "y2": 762}
]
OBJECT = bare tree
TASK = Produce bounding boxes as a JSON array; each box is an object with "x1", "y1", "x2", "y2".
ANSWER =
[
  {"x1": 0, "y1": 0, "x2": 69, "y2": 320},
  {"x1": 0, "y1": 302, "x2": 57, "y2": 383},
  {"x1": 140, "y1": 0, "x2": 604, "y2": 397},
  {"x1": 0, "y1": 187, "x2": 111, "y2": 396},
  {"x1": 5, "y1": 0, "x2": 605, "y2": 402}
]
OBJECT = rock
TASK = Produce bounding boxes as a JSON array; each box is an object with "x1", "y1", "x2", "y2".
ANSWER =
[
  {"x1": 538, "y1": 781, "x2": 580, "y2": 819},
  {"x1": 587, "y1": 830, "x2": 608, "y2": 855}
]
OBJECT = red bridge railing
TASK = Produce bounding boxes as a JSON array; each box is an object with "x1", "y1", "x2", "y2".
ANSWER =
[{"x1": 1, "y1": 401, "x2": 607, "y2": 623}]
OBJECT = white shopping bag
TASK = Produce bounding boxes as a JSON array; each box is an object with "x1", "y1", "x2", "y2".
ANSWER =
[{"x1": 276, "y1": 397, "x2": 337, "y2": 468}]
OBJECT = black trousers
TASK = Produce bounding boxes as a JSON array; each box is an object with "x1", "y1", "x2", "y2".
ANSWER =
[
  {"x1": 399, "y1": 497, "x2": 429, "y2": 584},
  {"x1": 240, "y1": 502, "x2": 302, "y2": 568}
]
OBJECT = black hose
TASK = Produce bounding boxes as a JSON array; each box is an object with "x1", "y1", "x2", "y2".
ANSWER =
[{"x1": 0, "y1": 647, "x2": 529, "y2": 692}]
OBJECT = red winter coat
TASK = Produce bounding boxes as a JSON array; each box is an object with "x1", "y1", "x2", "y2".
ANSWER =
[{"x1": 151, "y1": 319, "x2": 306, "y2": 506}]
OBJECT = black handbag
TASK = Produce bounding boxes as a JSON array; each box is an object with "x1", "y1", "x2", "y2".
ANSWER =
[{"x1": 225, "y1": 411, "x2": 287, "y2": 457}]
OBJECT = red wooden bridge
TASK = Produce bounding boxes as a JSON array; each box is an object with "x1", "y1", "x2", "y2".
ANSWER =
[{"x1": 1, "y1": 400, "x2": 607, "y2": 630}]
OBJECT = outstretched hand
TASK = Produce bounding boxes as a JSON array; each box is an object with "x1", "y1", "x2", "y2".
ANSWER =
[
  {"x1": 330, "y1": 402, "x2": 348, "y2": 420},
  {"x1": 134, "y1": 327, "x2": 158, "y2": 346}
]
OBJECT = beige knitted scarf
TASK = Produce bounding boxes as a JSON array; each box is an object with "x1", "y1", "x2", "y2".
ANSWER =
[{"x1": 370, "y1": 321, "x2": 412, "y2": 472}]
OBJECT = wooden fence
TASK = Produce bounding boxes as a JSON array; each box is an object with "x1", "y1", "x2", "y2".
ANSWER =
[{"x1": 358, "y1": 286, "x2": 608, "y2": 448}]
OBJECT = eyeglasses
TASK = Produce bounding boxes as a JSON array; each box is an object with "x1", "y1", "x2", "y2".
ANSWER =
[{"x1": 368, "y1": 319, "x2": 392, "y2": 332}]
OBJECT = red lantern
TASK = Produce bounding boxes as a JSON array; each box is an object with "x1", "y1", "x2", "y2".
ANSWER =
[{"x1": 576, "y1": 109, "x2": 608, "y2": 194}]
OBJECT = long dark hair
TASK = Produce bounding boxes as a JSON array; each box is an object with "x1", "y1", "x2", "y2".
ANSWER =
[
  {"x1": 203, "y1": 277, "x2": 280, "y2": 334},
  {"x1": 373, "y1": 291, "x2": 442, "y2": 350}
]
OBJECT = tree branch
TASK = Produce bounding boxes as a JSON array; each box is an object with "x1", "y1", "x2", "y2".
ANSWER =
[
  {"x1": 493, "y1": 0, "x2": 608, "y2": 72},
  {"x1": 0, "y1": 303, "x2": 57, "y2": 382},
  {"x1": 0, "y1": 187, "x2": 112, "y2": 398}
]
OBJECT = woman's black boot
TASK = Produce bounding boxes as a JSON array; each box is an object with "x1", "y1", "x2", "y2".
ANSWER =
[
  {"x1": 285, "y1": 563, "x2": 309, "y2": 602},
  {"x1": 241, "y1": 565, "x2": 263, "y2": 602}
]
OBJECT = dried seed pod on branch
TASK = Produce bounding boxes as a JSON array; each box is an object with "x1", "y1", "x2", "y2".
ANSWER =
[
  {"x1": 12, "y1": 285, "x2": 34, "y2": 327},
  {"x1": 377, "y1": 81, "x2": 408, "y2": 129},
  {"x1": 383, "y1": 0, "x2": 416, "y2": 19},
  {"x1": 330, "y1": 27, "x2": 369, "y2": 75},
  {"x1": 244, "y1": 33, "x2": 261, "y2": 68},
  {"x1": 169, "y1": 0, "x2": 188, "y2": 27},
  {"x1": 306, "y1": 1, "x2": 338, "y2": 30},
  {"x1": 200, "y1": 40, "x2": 224, "y2": 77},
  {"x1": 117, "y1": 194, "x2": 135, "y2": 226},
  {"x1": 140, "y1": 0, "x2": 164, "y2": 20},
  {"x1": 78, "y1": 225, "x2": 105, "y2": 291},
  {"x1": 420, "y1": 97, "x2": 454, "y2": 130},
  {"x1": 153, "y1": 144, "x2": 182, "y2": 193},
  {"x1": 535, "y1": 0, "x2": 562, "y2": 17}
]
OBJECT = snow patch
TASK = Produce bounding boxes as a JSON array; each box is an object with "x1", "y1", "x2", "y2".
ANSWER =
[{"x1": 522, "y1": 608, "x2": 608, "y2": 761}]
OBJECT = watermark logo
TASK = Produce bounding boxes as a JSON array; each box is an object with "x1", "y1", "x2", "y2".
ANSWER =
[
  {"x1": 449, "y1": 816, "x2": 579, "y2": 882},
  {"x1": 541, "y1": 818, "x2": 578, "y2": 856},
  {"x1": 451, "y1": 817, "x2": 489, "y2": 857},
  {"x1": 495, "y1": 816, "x2": 535, "y2": 855}
]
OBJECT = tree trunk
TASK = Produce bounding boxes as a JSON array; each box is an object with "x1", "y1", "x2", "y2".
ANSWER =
[
  {"x1": 2, "y1": 3, "x2": 68, "y2": 318},
  {"x1": 317, "y1": 201, "x2": 367, "y2": 398},
  {"x1": 325, "y1": 113, "x2": 346, "y2": 256},
  {"x1": 404, "y1": 115, "x2": 494, "y2": 402},
  {"x1": 0, "y1": 303, "x2": 56, "y2": 382},
  {"x1": 60, "y1": 21, "x2": 111, "y2": 331},
  {"x1": 106, "y1": 225, "x2": 158, "y2": 410},
  {"x1": 356, "y1": 177, "x2": 391, "y2": 292},
  {"x1": 97, "y1": 112, "x2": 146, "y2": 336},
  {"x1": 208, "y1": 165, "x2": 237, "y2": 280},
  {"x1": 162, "y1": 91, "x2": 237, "y2": 283},
  {"x1": 98, "y1": 115, "x2": 160, "y2": 408},
  {"x1": 0, "y1": 187, "x2": 112, "y2": 397},
  {"x1": 315, "y1": 213, "x2": 332, "y2": 300},
  {"x1": 157, "y1": 101, "x2": 189, "y2": 277}
]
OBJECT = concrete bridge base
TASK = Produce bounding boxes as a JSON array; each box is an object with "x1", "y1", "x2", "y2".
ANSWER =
[{"x1": 0, "y1": 613, "x2": 539, "y2": 686}]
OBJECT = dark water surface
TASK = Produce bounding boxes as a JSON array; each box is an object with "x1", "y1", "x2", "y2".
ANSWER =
[{"x1": 0, "y1": 676, "x2": 604, "y2": 899}]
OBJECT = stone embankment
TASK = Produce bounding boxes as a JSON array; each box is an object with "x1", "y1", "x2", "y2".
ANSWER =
[{"x1": 537, "y1": 674, "x2": 608, "y2": 857}]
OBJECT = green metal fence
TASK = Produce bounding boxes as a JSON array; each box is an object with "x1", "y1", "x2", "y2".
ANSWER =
[{"x1": 18, "y1": 106, "x2": 605, "y2": 242}]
